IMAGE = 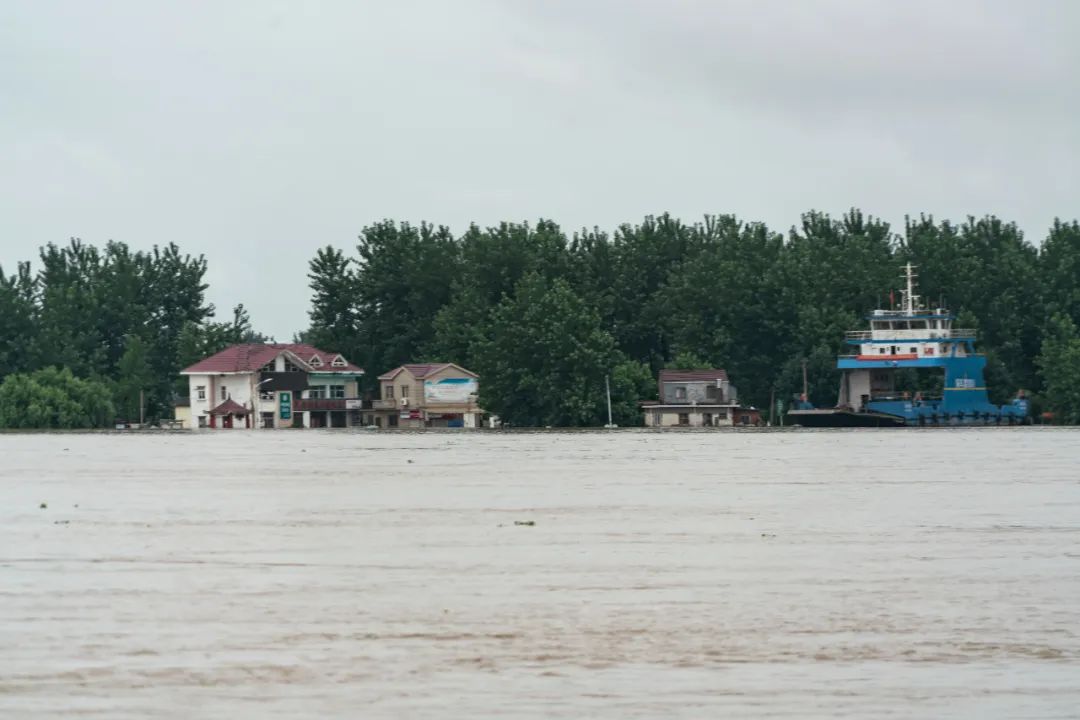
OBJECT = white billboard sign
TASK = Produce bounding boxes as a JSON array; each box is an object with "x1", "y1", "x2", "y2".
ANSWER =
[{"x1": 424, "y1": 378, "x2": 478, "y2": 404}]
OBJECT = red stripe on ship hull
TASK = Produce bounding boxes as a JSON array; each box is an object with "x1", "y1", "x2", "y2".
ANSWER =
[{"x1": 856, "y1": 354, "x2": 919, "y2": 361}]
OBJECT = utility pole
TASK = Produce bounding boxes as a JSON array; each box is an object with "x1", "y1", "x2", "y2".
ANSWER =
[
  {"x1": 604, "y1": 375, "x2": 615, "y2": 428},
  {"x1": 769, "y1": 387, "x2": 775, "y2": 426},
  {"x1": 139, "y1": 389, "x2": 145, "y2": 426},
  {"x1": 801, "y1": 358, "x2": 808, "y2": 403}
]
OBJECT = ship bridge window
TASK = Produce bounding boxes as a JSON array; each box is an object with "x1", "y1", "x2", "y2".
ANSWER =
[
  {"x1": 911, "y1": 320, "x2": 928, "y2": 329},
  {"x1": 872, "y1": 321, "x2": 887, "y2": 330}
]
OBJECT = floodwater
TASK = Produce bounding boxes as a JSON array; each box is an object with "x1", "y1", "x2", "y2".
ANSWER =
[{"x1": 2, "y1": 429, "x2": 1079, "y2": 719}]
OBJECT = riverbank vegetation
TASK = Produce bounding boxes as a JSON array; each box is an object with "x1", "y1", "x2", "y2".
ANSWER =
[
  {"x1": 0, "y1": 240, "x2": 265, "y2": 426},
  {"x1": 303, "y1": 211, "x2": 1080, "y2": 425},
  {"x1": 3, "y1": 210, "x2": 1080, "y2": 428}
]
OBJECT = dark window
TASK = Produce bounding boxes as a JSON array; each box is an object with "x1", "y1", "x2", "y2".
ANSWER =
[
  {"x1": 261, "y1": 412, "x2": 274, "y2": 429},
  {"x1": 284, "y1": 359, "x2": 301, "y2": 373},
  {"x1": 385, "y1": 385, "x2": 394, "y2": 400},
  {"x1": 330, "y1": 385, "x2": 345, "y2": 399},
  {"x1": 220, "y1": 386, "x2": 227, "y2": 400},
  {"x1": 309, "y1": 385, "x2": 326, "y2": 399},
  {"x1": 388, "y1": 414, "x2": 399, "y2": 427},
  {"x1": 705, "y1": 386, "x2": 718, "y2": 400},
  {"x1": 910, "y1": 347, "x2": 918, "y2": 354},
  {"x1": 401, "y1": 385, "x2": 409, "y2": 399},
  {"x1": 196, "y1": 385, "x2": 206, "y2": 400},
  {"x1": 678, "y1": 413, "x2": 690, "y2": 426},
  {"x1": 675, "y1": 386, "x2": 687, "y2": 400}
]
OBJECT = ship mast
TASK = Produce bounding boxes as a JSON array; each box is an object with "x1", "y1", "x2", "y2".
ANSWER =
[{"x1": 902, "y1": 262, "x2": 919, "y2": 314}]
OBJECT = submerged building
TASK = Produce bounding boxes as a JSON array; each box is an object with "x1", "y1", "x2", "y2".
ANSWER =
[
  {"x1": 642, "y1": 369, "x2": 760, "y2": 427},
  {"x1": 179, "y1": 343, "x2": 365, "y2": 429}
]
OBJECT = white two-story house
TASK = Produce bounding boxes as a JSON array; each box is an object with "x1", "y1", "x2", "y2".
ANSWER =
[{"x1": 179, "y1": 343, "x2": 364, "y2": 429}]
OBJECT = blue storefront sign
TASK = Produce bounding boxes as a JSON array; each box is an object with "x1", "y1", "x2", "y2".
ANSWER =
[{"x1": 280, "y1": 391, "x2": 292, "y2": 420}]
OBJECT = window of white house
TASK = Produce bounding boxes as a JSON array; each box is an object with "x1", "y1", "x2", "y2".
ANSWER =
[
  {"x1": 331, "y1": 355, "x2": 347, "y2": 367},
  {"x1": 309, "y1": 356, "x2": 323, "y2": 367},
  {"x1": 261, "y1": 362, "x2": 275, "y2": 373},
  {"x1": 284, "y1": 359, "x2": 301, "y2": 373},
  {"x1": 259, "y1": 390, "x2": 274, "y2": 401},
  {"x1": 309, "y1": 385, "x2": 326, "y2": 399},
  {"x1": 198, "y1": 416, "x2": 207, "y2": 428},
  {"x1": 196, "y1": 386, "x2": 206, "y2": 400},
  {"x1": 674, "y1": 386, "x2": 687, "y2": 400},
  {"x1": 330, "y1": 385, "x2": 345, "y2": 399},
  {"x1": 221, "y1": 386, "x2": 227, "y2": 400}
]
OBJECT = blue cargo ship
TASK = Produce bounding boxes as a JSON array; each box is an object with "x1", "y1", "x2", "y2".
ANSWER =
[{"x1": 788, "y1": 264, "x2": 1029, "y2": 427}]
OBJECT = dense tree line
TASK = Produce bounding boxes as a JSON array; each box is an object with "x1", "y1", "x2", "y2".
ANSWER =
[
  {"x1": 0, "y1": 239, "x2": 264, "y2": 428},
  {"x1": 4, "y1": 211, "x2": 1079, "y2": 429},
  {"x1": 304, "y1": 211, "x2": 1080, "y2": 426}
]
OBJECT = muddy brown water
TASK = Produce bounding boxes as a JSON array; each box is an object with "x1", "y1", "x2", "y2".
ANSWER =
[{"x1": 2, "y1": 429, "x2": 1079, "y2": 718}]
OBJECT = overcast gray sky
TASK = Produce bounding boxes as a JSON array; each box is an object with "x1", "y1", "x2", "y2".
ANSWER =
[{"x1": 3, "y1": 0, "x2": 1078, "y2": 339}]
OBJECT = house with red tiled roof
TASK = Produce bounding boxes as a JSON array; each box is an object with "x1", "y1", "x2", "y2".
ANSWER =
[
  {"x1": 370, "y1": 362, "x2": 483, "y2": 428},
  {"x1": 179, "y1": 343, "x2": 364, "y2": 429},
  {"x1": 641, "y1": 368, "x2": 760, "y2": 427}
]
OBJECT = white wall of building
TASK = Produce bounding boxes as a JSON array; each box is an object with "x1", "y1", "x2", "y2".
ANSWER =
[
  {"x1": 644, "y1": 407, "x2": 735, "y2": 427},
  {"x1": 187, "y1": 373, "x2": 272, "y2": 429}
]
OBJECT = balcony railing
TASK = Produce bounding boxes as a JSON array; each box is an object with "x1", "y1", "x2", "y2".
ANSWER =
[
  {"x1": 295, "y1": 398, "x2": 369, "y2": 412},
  {"x1": 845, "y1": 328, "x2": 976, "y2": 341}
]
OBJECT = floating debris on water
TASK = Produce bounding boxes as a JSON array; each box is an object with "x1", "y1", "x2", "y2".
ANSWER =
[{"x1": 514, "y1": 520, "x2": 535, "y2": 527}]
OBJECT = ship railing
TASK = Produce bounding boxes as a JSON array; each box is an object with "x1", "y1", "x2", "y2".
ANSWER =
[{"x1": 845, "y1": 328, "x2": 976, "y2": 341}]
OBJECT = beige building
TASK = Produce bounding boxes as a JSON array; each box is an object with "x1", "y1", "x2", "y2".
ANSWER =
[
  {"x1": 642, "y1": 369, "x2": 761, "y2": 427},
  {"x1": 370, "y1": 363, "x2": 483, "y2": 428}
]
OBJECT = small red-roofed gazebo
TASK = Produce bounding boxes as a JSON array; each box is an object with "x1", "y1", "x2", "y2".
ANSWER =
[{"x1": 208, "y1": 397, "x2": 251, "y2": 429}]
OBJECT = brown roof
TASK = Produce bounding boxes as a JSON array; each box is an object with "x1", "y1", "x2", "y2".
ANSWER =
[
  {"x1": 378, "y1": 363, "x2": 477, "y2": 381},
  {"x1": 209, "y1": 398, "x2": 250, "y2": 416},
  {"x1": 659, "y1": 368, "x2": 729, "y2": 383},
  {"x1": 181, "y1": 343, "x2": 363, "y2": 374}
]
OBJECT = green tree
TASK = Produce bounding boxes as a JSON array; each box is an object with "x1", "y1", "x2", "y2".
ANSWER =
[
  {"x1": 609, "y1": 359, "x2": 655, "y2": 426},
  {"x1": 0, "y1": 367, "x2": 115, "y2": 429},
  {"x1": 1040, "y1": 219, "x2": 1080, "y2": 325},
  {"x1": 473, "y1": 274, "x2": 623, "y2": 426},
  {"x1": 305, "y1": 246, "x2": 358, "y2": 357},
  {"x1": 0, "y1": 262, "x2": 37, "y2": 379},
  {"x1": 428, "y1": 220, "x2": 570, "y2": 369},
  {"x1": 1036, "y1": 314, "x2": 1080, "y2": 424},
  {"x1": 115, "y1": 334, "x2": 153, "y2": 421}
]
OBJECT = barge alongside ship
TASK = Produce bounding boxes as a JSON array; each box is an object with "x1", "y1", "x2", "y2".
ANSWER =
[{"x1": 788, "y1": 264, "x2": 1029, "y2": 427}]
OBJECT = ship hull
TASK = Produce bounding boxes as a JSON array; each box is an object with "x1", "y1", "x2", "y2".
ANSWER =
[{"x1": 787, "y1": 408, "x2": 906, "y2": 428}]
